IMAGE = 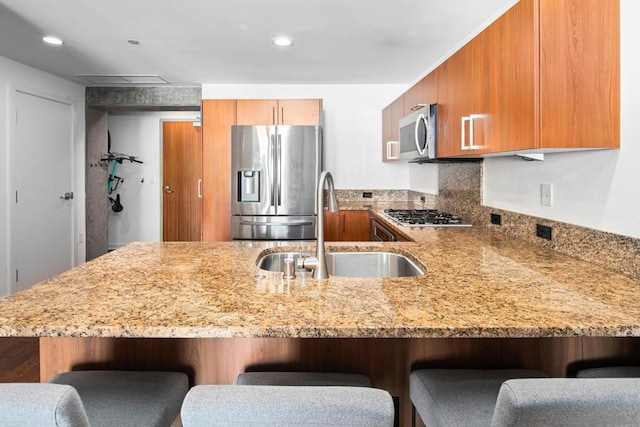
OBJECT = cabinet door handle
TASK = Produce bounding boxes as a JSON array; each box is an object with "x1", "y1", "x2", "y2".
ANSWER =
[
  {"x1": 461, "y1": 116, "x2": 471, "y2": 151},
  {"x1": 272, "y1": 106, "x2": 276, "y2": 125},
  {"x1": 281, "y1": 107, "x2": 284, "y2": 125},
  {"x1": 469, "y1": 114, "x2": 482, "y2": 150},
  {"x1": 342, "y1": 214, "x2": 346, "y2": 232},
  {"x1": 197, "y1": 179, "x2": 202, "y2": 198},
  {"x1": 386, "y1": 141, "x2": 399, "y2": 160}
]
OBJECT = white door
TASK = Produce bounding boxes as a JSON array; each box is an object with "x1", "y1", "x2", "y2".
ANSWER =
[{"x1": 11, "y1": 91, "x2": 74, "y2": 293}]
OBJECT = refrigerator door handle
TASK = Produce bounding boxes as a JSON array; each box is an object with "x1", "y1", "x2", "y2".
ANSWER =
[
  {"x1": 239, "y1": 220, "x2": 313, "y2": 227},
  {"x1": 269, "y1": 134, "x2": 276, "y2": 207},
  {"x1": 277, "y1": 133, "x2": 282, "y2": 206}
]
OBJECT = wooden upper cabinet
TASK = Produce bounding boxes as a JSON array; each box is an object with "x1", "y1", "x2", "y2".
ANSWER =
[
  {"x1": 436, "y1": 43, "x2": 474, "y2": 158},
  {"x1": 236, "y1": 99, "x2": 322, "y2": 126},
  {"x1": 436, "y1": 0, "x2": 619, "y2": 157},
  {"x1": 236, "y1": 99, "x2": 278, "y2": 125},
  {"x1": 278, "y1": 99, "x2": 323, "y2": 125},
  {"x1": 381, "y1": 94, "x2": 404, "y2": 162},
  {"x1": 539, "y1": 0, "x2": 620, "y2": 149},
  {"x1": 404, "y1": 70, "x2": 438, "y2": 115},
  {"x1": 201, "y1": 99, "x2": 236, "y2": 242},
  {"x1": 472, "y1": 0, "x2": 537, "y2": 155}
]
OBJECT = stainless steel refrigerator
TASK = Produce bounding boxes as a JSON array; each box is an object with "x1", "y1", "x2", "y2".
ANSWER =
[{"x1": 231, "y1": 125, "x2": 322, "y2": 240}]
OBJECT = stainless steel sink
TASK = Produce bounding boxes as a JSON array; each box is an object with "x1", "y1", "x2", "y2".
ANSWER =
[{"x1": 256, "y1": 251, "x2": 425, "y2": 278}]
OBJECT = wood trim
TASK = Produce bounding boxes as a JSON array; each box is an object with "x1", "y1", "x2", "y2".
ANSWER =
[{"x1": 201, "y1": 100, "x2": 236, "y2": 241}]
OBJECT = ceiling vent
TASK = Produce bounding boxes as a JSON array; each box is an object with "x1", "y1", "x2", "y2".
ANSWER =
[{"x1": 75, "y1": 74, "x2": 170, "y2": 85}]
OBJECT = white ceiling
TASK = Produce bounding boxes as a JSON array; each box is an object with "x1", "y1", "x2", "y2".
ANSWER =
[{"x1": 0, "y1": 0, "x2": 515, "y2": 87}]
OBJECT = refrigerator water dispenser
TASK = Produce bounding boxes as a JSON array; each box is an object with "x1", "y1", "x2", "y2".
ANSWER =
[{"x1": 238, "y1": 171, "x2": 260, "y2": 202}]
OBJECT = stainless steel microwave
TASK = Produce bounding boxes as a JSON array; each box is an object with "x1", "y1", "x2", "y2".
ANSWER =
[{"x1": 398, "y1": 104, "x2": 437, "y2": 160}]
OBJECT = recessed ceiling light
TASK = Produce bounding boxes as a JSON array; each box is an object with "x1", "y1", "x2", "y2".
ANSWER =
[
  {"x1": 272, "y1": 36, "x2": 293, "y2": 47},
  {"x1": 43, "y1": 36, "x2": 63, "y2": 45}
]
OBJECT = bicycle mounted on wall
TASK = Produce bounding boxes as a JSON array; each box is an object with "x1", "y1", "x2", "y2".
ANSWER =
[{"x1": 100, "y1": 132, "x2": 143, "y2": 212}]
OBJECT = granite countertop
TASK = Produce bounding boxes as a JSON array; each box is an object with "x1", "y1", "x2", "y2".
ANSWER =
[{"x1": 1, "y1": 207, "x2": 639, "y2": 339}]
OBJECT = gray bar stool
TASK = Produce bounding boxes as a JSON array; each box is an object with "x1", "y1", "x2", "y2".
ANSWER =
[
  {"x1": 0, "y1": 383, "x2": 91, "y2": 426},
  {"x1": 492, "y1": 378, "x2": 640, "y2": 426},
  {"x1": 409, "y1": 369, "x2": 547, "y2": 427},
  {"x1": 576, "y1": 366, "x2": 640, "y2": 378},
  {"x1": 49, "y1": 370, "x2": 189, "y2": 427},
  {"x1": 181, "y1": 384, "x2": 395, "y2": 427}
]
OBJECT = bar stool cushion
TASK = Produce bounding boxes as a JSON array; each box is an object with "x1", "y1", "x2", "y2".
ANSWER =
[
  {"x1": 492, "y1": 378, "x2": 640, "y2": 426},
  {"x1": 181, "y1": 384, "x2": 394, "y2": 427},
  {"x1": 49, "y1": 370, "x2": 188, "y2": 427},
  {"x1": 235, "y1": 371, "x2": 372, "y2": 387},
  {"x1": 0, "y1": 383, "x2": 91, "y2": 426},
  {"x1": 576, "y1": 366, "x2": 640, "y2": 378},
  {"x1": 409, "y1": 369, "x2": 547, "y2": 427}
]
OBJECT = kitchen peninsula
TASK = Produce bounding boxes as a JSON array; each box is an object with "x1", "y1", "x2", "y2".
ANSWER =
[{"x1": 1, "y1": 210, "x2": 639, "y2": 426}]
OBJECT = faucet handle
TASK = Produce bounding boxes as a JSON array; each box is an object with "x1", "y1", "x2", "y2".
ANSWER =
[{"x1": 296, "y1": 256, "x2": 318, "y2": 271}]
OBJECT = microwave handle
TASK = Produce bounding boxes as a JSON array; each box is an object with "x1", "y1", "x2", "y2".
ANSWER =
[{"x1": 415, "y1": 113, "x2": 428, "y2": 156}]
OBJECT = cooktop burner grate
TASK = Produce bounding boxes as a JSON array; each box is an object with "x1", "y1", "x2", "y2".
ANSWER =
[{"x1": 382, "y1": 209, "x2": 472, "y2": 227}]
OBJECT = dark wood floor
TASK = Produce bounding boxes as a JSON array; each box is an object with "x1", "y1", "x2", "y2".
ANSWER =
[{"x1": 0, "y1": 338, "x2": 39, "y2": 382}]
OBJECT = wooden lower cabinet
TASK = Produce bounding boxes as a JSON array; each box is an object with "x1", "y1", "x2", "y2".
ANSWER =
[
  {"x1": 324, "y1": 210, "x2": 371, "y2": 241},
  {"x1": 40, "y1": 336, "x2": 640, "y2": 427}
]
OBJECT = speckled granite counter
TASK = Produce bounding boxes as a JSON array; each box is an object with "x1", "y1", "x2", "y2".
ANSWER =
[{"x1": 1, "y1": 215, "x2": 639, "y2": 339}]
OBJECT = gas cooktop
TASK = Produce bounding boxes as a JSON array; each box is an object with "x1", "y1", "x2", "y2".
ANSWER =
[{"x1": 382, "y1": 209, "x2": 472, "y2": 227}]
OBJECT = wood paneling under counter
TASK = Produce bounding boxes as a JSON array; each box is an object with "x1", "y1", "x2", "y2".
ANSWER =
[{"x1": 39, "y1": 336, "x2": 640, "y2": 427}]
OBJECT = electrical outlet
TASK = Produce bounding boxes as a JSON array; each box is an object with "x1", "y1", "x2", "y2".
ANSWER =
[
  {"x1": 541, "y1": 184, "x2": 553, "y2": 206},
  {"x1": 536, "y1": 224, "x2": 553, "y2": 240},
  {"x1": 490, "y1": 213, "x2": 502, "y2": 225},
  {"x1": 362, "y1": 192, "x2": 372, "y2": 199}
]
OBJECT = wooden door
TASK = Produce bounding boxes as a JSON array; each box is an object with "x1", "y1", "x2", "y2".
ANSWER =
[
  {"x1": 201, "y1": 100, "x2": 236, "y2": 242},
  {"x1": 162, "y1": 121, "x2": 202, "y2": 241},
  {"x1": 473, "y1": 0, "x2": 537, "y2": 154},
  {"x1": 436, "y1": 43, "x2": 474, "y2": 158},
  {"x1": 277, "y1": 99, "x2": 322, "y2": 125},
  {"x1": 236, "y1": 99, "x2": 278, "y2": 125},
  {"x1": 11, "y1": 90, "x2": 74, "y2": 294}
]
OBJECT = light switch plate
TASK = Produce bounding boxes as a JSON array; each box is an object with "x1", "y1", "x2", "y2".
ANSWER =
[{"x1": 541, "y1": 184, "x2": 553, "y2": 207}]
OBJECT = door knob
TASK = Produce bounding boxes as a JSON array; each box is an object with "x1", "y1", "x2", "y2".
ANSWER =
[
  {"x1": 164, "y1": 186, "x2": 173, "y2": 194},
  {"x1": 60, "y1": 192, "x2": 74, "y2": 200}
]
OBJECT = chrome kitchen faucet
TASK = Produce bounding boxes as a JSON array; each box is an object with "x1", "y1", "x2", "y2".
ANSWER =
[{"x1": 296, "y1": 170, "x2": 338, "y2": 280}]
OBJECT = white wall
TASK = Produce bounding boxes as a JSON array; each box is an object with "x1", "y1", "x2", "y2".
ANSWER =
[
  {"x1": 201, "y1": 84, "x2": 409, "y2": 190},
  {"x1": 107, "y1": 111, "x2": 200, "y2": 249},
  {"x1": 409, "y1": 163, "x2": 439, "y2": 195},
  {"x1": 0, "y1": 55, "x2": 85, "y2": 297},
  {"x1": 483, "y1": 0, "x2": 640, "y2": 239}
]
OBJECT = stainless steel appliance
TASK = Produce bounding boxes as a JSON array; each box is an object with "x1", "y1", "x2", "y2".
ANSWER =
[
  {"x1": 231, "y1": 125, "x2": 322, "y2": 240},
  {"x1": 398, "y1": 104, "x2": 437, "y2": 160},
  {"x1": 370, "y1": 217, "x2": 399, "y2": 241},
  {"x1": 382, "y1": 209, "x2": 471, "y2": 227}
]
